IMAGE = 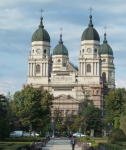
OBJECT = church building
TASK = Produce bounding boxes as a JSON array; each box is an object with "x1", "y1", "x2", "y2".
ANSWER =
[{"x1": 26, "y1": 14, "x2": 115, "y2": 121}]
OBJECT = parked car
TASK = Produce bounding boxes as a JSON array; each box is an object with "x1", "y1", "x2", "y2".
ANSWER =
[
  {"x1": 76, "y1": 133, "x2": 87, "y2": 138},
  {"x1": 10, "y1": 131, "x2": 23, "y2": 137},
  {"x1": 47, "y1": 133, "x2": 53, "y2": 137},
  {"x1": 72, "y1": 133, "x2": 78, "y2": 137},
  {"x1": 23, "y1": 132, "x2": 40, "y2": 137},
  {"x1": 66, "y1": 134, "x2": 72, "y2": 138}
]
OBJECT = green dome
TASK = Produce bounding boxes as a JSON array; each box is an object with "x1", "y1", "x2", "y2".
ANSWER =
[
  {"x1": 99, "y1": 33, "x2": 113, "y2": 55},
  {"x1": 81, "y1": 15, "x2": 100, "y2": 42},
  {"x1": 53, "y1": 35, "x2": 68, "y2": 56},
  {"x1": 32, "y1": 17, "x2": 50, "y2": 42}
]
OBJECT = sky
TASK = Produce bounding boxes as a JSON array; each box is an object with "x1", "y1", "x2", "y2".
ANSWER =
[{"x1": 0, "y1": 0, "x2": 126, "y2": 96}]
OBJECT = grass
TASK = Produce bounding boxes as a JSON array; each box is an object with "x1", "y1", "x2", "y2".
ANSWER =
[{"x1": 75, "y1": 136, "x2": 108, "y2": 148}]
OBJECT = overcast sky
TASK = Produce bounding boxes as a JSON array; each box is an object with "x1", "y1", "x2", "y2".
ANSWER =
[{"x1": 0, "y1": 0, "x2": 126, "y2": 96}]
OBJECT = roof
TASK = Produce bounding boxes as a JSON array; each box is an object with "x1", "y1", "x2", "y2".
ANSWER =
[
  {"x1": 53, "y1": 34, "x2": 68, "y2": 56},
  {"x1": 32, "y1": 16, "x2": 50, "y2": 42},
  {"x1": 99, "y1": 33, "x2": 113, "y2": 55},
  {"x1": 81, "y1": 15, "x2": 100, "y2": 42}
]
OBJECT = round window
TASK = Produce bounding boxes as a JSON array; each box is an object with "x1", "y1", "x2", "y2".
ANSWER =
[
  {"x1": 57, "y1": 59, "x2": 61, "y2": 62},
  {"x1": 103, "y1": 59, "x2": 106, "y2": 62}
]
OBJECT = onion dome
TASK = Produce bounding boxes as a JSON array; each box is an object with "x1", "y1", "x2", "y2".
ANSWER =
[
  {"x1": 99, "y1": 33, "x2": 113, "y2": 55},
  {"x1": 81, "y1": 15, "x2": 100, "y2": 42},
  {"x1": 53, "y1": 34, "x2": 68, "y2": 56},
  {"x1": 32, "y1": 16, "x2": 50, "y2": 42}
]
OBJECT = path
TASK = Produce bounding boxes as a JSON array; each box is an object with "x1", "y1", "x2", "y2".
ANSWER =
[{"x1": 42, "y1": 137, "x2": 82, "y2": 150}]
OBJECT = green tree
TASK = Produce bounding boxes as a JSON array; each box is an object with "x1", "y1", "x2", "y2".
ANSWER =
[
  {"x1": 54, "y1": 108, "x2": 63, "y2": 131},
  {"x1": 12, "y1": 85, "x2": 53, "y2": 131},
  {"x1": 114, "y1": 117, "x2": 120, "y2": 129},
  {"x1": 120, "y1": 114, "x2": 126, "y2": 135},
  {"x1": 105, "y1": 88, "x2": 126, "y2": 125}
]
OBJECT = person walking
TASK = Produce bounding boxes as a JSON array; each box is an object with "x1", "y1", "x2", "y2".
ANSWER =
[{"x1": 70, "y1": 136, "x2": 76, "y2": 150}]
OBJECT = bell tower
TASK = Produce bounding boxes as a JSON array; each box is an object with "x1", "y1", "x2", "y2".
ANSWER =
[
  {"x1": 78, "y1": 15, "x2": 102, "y2": 84},
  {"x1": 27, "y1": 15, "x2": 52, "y2": 85}
]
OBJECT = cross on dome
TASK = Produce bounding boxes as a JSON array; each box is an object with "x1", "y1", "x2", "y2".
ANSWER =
[
  {"x1": 104, "y1": 26, "x2": 107, "y2": 33},
  {"x1": 89, "y1": 7, "x2": 93, "y2": 15},
  {"x1": 40, "y1": 8, "x2": 43, "y2": 16},
  {"x1": 60, "y1": 27, "x2": 63, "y2": 35}
]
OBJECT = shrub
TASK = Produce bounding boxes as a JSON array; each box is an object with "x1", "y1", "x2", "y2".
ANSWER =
[{"x1": 108, "y1": 128, "x2": 126, "y2": 144}]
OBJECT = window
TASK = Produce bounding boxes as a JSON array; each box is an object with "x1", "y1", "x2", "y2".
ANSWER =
[
  {"x1": 57, "y1": 59, "x2": 61, "y2": 62},
  {"x1": 44, "y1": 49, "x2": 46, "y2": 53},
  {"x1": 94, "y1": 49, "x2": 97, "y2": 52},
  {"x1": 97, "y1": 90, "x2": 99, "y2": 95},
  {"x1": 102, "y1": 72, "x2": 106, "y2": 83},
  {"x1": 87, "y1": 64, "x2": 91, "y2": 72},
  {"x1": 83, "y1": 49, "x2": 84, "y2": 53},
  {"x1": 32, "y1": 50, "x2": 34, "y2": 53},
  {"x1": 102, "y1": 59, "x2": 106, "y2": 62},
  {"x1": 36, "y1": 65, "x2": 40, "y2": 73}
]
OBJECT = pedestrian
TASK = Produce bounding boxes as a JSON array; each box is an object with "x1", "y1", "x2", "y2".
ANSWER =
[{"x1": 70, "y1": 136, "x2": 76, "y2": 150}]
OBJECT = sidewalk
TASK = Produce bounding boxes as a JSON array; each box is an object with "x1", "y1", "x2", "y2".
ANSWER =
[{"x1": 42, "y1": 137, "x2": 82, "y2": 150}]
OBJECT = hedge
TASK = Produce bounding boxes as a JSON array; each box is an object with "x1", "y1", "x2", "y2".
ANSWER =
[
  {"x1": 98, "y1": 142, "x2": 126, "y2": 150},
  {"x1": 4, "y1": 137, "x2": 44, "y2": 142},
  {"x1": 0, "y1": 143, "x2": 31, "y2": 150}
]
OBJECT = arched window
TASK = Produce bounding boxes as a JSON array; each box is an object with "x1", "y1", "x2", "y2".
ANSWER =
[
  {"x1": 36, "y1": 65, "x2": 40, "y2": 73},
  {"x1": 102, "y1": 72, "x2": 106, "y2": 83},
  {"x1": 87, "y1": 64, "x2": 91, "y2": 72},
  {"x1": 83, "y1": 49, "x2": 84, "y2": 53},
  {"x1": 32, "y1": 50, "x2": 34, "y2": 53}
]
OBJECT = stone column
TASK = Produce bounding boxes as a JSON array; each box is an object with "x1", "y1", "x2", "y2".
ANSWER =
[
  {"x1": 95, "y1": 62, "x2": 97, "y2": 76},
  {"x1": 84, "y1": 62, "x2": 85, "y2": 75},
  {"x1": 33, "y1": 63, "x2": 34, "y2": 76},
  {"x1": 98, "y1": 62, "x2": 99, "y2": 76},
  {"x1": 92, "y1": 62, "x2": 94, "y2": 75},
  {"x1": 46, "y1": 63, "x2": 48, "y2": 76},
  {"x1": 81, "y1": 62, "x2": 83, "y2": 76},
  {"x1": 43, "y1": 63, "x2": 45, "y2": 76},
  {"x1": 41, "y1": 63, "x2": 43, "y2": 76},
  {"x1": 34, "y1": 63, "x2": 36, "y2": 76},
  {"x1": 79, "y1": 62, "x2": 81, "y2": 76},
  {"x1": 28, "y1": 63, "x2": 30, "y2": 76},
  {"x1": 30, "y1": 63, "x2": 32, "y2": 76}
]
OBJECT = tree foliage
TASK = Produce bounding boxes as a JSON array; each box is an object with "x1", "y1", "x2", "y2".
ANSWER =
[
  {"x1": 12, "y1": 85, "x2": 53, "y2": 129},
  {"x1": 108, "y1": 128, "x2": 126, "y2": 143},
  {"x1": 78, "y1": 99, "x2": 102, "y2": 133},
  {"x1": 120, "y1": 114, "x2": 126, "y2": 135},
  {"x1": 105, "y1": 88, "x2": 126, "y2": 125}
]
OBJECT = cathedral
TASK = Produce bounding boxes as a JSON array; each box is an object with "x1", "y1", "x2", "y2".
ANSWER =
[{"x1": 26, "y1": 14, "x2": 115, "y2": 120}]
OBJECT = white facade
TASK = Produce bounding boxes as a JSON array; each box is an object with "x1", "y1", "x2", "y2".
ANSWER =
[{"x1": 26, "y1": 15, "x2": 115, "y2": 117}]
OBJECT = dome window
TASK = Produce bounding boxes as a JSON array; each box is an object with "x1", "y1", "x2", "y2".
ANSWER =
[
  {"x1": 44, "y1": 49, "x2": 46, "y2": 53},
  {"x1": 94, "y1": 49, "x2": 97, "y2": 52}
]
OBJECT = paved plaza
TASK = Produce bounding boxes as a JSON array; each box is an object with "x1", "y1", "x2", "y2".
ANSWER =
[{"x1": 42, "y1": 137, "x2": 82, "y2": 150}]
